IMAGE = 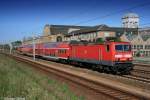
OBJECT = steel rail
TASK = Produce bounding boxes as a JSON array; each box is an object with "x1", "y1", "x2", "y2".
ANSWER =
[{"x1": 134, "y1": 63, "x2": 150, "y2": 67}]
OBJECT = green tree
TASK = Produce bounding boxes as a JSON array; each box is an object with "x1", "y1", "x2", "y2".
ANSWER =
[{"x1": 96, "y1": 38, "x2": 104, "y2": 43}]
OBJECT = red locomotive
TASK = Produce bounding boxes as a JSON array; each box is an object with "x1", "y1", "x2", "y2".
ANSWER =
[{"x1": 17, "y1": 40, "x2": 133, "y2": 74}]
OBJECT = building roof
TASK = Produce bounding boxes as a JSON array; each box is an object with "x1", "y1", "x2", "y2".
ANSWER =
[
  {"x1": 68, "y1": 24, "x2": 109, "y2": 34},
  {"x1": 45, "y1": 24, "x2": 91, "y2": 35},
  {"x1": 65, "y1": 24, "x2": 138, "y2": 37},
  {"x1": 139, "y1": 28, "x2": 150, "y2": 41},
  {"x1": 122, "y1": 13, "x2": 139, "y2": 18}
]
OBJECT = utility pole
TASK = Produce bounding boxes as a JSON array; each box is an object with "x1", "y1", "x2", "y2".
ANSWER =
[
  {"x1": 9, "y1": 42, "x2": 12, "y2": 54},
  {"x1": 33, "y1": 34, "x2": 36, "y2": 61},
  {"x1": 3, "y1": 44, "x2": 5, "y2": 53}
]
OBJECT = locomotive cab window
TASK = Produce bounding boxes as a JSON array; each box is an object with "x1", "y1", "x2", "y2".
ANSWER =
[
  {"x1": 115, "y1": 45, "x2": 123, "y2": 51},
  {"x1": 115, "y1": 45, "x2": 131, "y2": 51},
  {"x1": 106, "y1": 45, "x2": 110, "y2": 52}
]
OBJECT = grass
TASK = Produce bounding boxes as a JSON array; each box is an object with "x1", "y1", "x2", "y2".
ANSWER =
[{"x1": 0, "y1": 54, "x2": 85, "y2": 100}]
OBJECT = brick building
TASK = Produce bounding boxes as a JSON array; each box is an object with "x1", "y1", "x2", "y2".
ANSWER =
[
  {"x1": 64, "y1": 25, "x2": 137, "y2": 42},
  {"x1": 23, "y1": 24, "x2": 91, "y2": 45},
  {"x1": 120, "y1": 27, "x2": 150, "y2": 56},
  {"x1": 43, "y1": 24, "x2": 91, "y2": 42},
  {"x1": 22, "y1": 24, "x2": 138, "y2": 44}
]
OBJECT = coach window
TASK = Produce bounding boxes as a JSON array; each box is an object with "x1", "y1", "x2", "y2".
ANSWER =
[
  {"x1": 106, "y1": 45, "x2": 110, "y2": 52},
  {"x1": 64, "y1": 50, "x2": 66, "y2": 53},
  {"x1": 60, "y1": 50, "x2": 62, "y2": 53},
  {"x1": 62, "y1": 50, "x2": 64, "y2": 53}
]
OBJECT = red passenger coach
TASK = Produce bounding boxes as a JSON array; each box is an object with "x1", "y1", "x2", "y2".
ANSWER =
[
  {"x1": 40, "y1": 42, "x2": 70, "y2": 61},
  {"x1": 18, "y1": 44, "x2": 33, "y2": 55}
]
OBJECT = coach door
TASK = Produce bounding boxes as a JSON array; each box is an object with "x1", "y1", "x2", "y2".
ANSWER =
[
  {"x1": 98, "y1": 48, "x2": 102, "y2": 63},
  {"x1": 72, "y1": 47, "x2": 76, "y2": 58}
]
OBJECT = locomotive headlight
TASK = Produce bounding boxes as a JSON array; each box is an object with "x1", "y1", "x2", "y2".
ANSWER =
[
  {"x1": 115, "y1": 54, "x2": 123, "y2": 58},
  {"x1": 124, "y1": 54, "x2": 132, "y2": 57}
]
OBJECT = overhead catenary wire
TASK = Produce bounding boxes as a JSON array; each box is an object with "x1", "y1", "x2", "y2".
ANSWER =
[
  {"x1": 73, "y1": 1, "x2": 150, "y2": 25},
  {"x1": 140, "y1": 22, "x2": 150, "y2": 27}
]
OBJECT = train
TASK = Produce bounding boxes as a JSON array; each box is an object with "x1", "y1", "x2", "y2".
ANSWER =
[{"x1": 17, "y1": 40, "x2": 133, "y2": 74}]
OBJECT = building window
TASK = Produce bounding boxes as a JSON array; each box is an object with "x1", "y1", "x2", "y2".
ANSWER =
[
  {"x1": 104, "y1": 32, "x2": 109, "y2": 37},
  {"x1": 145, "y1": 45, "x2": 147, "y2": 49},
  {"x1": 79, "y1": 35, "x2": 81, "y2": 39},
  {"x1": 143, "y1": 51, "x2": 145, "y2": 56},
  {"x1": 86, "y1": 34, "x2": 89, "y2": 39},
  {"x1": 131, "y1": 45, "x2": 134, "y2": 49},
  {"x1": 140, "y1": 45, "x2": 143, "y2": 49},
  {"x1": 93, "y1": 33, "x2": 96, "y2": 38},
  {"x1": 146, "y1": 51, "x2": 148, "y2": 56},
  {"x1": 145, "y1": 45, "x2": 150, "y2": 49},
  {"x1": 90, "y1": 33, "x2": 92, "y2": 39},
  {"x1": 137, "y1": 45, "x2": 140, "y2": 49},
  {"x1": 134, "y1": 45, "x2": 136, "y2": 49},
  {"x1": 148, "y1": 45, "x2": 150, "y2": 49}
]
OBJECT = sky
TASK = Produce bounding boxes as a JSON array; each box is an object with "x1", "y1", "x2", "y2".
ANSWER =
[{"x1": 0, "y1": 0, "x2": 150, "y2": 43}]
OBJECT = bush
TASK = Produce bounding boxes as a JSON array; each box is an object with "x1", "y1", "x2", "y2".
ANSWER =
[{"x1": 96, "y1": 38, "x2": 104, "y2": 43}]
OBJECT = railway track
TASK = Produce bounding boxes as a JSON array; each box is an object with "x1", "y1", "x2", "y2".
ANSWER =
[
  {"x1": 134, "y1": 63, "x2": 150, "y2": 68},
  {"x1": 129, "y1": 63, "x2": 150, "y2": 83},
  {"x1": 122, "y1": 75, "x2": 150, "y2": 84},
  {"x1": 13, "y1": 53, "x2": 150, "y2": 84},
  {"x1": 4, "y1": 53, "x2": 150, "y2": 100},
  {"x1": 132, "y1": 69, "x2": 150, "y2": 78},
  {"x1": 120, "y1": 63, "x2": 150, "y2": 84}
]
